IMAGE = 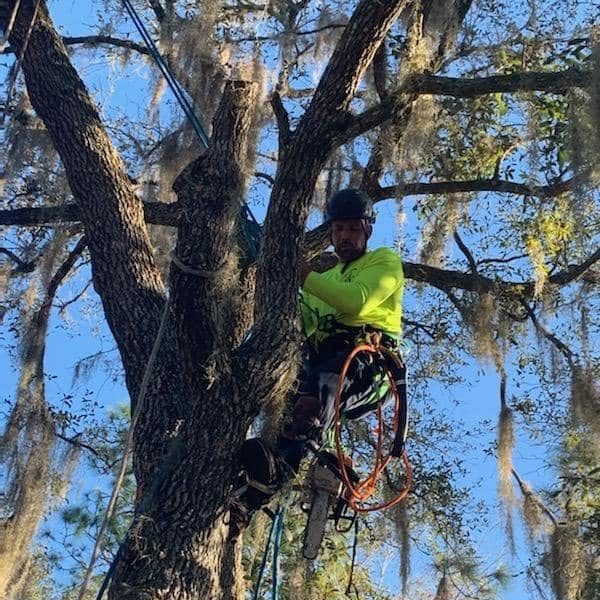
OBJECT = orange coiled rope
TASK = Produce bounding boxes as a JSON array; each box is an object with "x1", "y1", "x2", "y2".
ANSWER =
[{"x1": 333, "y1": 332, "x2": 412, "y2": 513}]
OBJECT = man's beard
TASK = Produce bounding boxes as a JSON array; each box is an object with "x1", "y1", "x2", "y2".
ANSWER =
[{"x1": 335, "y1": 243, "x2": 366, "y2": 263}]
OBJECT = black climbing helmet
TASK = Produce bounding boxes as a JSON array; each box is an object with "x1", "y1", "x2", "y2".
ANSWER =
[{"x1": 324, "y1": 188, "x2": 375, "y2": 224}]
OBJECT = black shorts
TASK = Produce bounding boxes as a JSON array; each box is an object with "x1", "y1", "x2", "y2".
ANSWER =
[{"x1": 297, "y1": 333, "x2": 401, "y2": 433}]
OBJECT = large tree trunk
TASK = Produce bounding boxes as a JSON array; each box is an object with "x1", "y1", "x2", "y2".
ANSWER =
[
  {"x1": 7, "y1": 1, "x2": 469, "y2": 598},
  {"x1": 110, "y1": 380, "x2": 249, "y2": 599},
  {"x1": 109, "y1": 79, "x2": 259, "y2": 599}
]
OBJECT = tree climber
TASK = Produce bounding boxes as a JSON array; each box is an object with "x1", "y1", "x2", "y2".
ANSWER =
[{"x1": 230, "y1": 188, "x2": 405, "y2": 535}]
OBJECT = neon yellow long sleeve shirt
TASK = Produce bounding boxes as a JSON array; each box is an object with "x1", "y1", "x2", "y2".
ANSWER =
[{"x1": 301, "y1": 247, "x2": 404, "y2": 341}]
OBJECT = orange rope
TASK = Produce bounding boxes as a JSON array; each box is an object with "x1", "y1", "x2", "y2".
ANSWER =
[{"x1": 333, "y1": 333, "x2": 412, "y2": 513}]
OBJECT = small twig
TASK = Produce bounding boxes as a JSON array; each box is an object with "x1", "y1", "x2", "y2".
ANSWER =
[
  {"x1": 512, "y1": 468, "x2": 559, "y2": 526},
  {"x1": 477, "y1": 253, "x2": 529, "y2": 266},
  {"x1": 254, "y1": 171, "x2": 275, "y2": 186},
  {"x1": 55, "y1": 432, "x2": 101, "y2": 458},
  {"x1": 453, "y1": 230, "x2": 477, "y2": 273},
  {"x1": 520, "y1": 300, "x2": 576, "y2": 366},
  {"x1": 57, "y1": 279, "x2": 92, "y2": 313}
]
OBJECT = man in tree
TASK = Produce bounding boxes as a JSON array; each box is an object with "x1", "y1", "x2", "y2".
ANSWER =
[{"x1": 230, "y1": 188, "x2": 405, "y2": 532}]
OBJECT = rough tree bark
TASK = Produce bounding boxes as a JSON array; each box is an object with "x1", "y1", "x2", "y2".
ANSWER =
[{"x1": 8, "y1": 1, "x2": 595, "y2": 599}]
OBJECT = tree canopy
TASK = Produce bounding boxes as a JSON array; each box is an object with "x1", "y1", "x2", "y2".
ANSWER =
[{"x1": 0, "y1": 1, "x2": 598, "y2": 599}]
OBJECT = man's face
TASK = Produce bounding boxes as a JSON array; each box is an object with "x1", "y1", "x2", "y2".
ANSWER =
[{"x1": 331, "y1": 219, "x2": 370, "y2": 263}]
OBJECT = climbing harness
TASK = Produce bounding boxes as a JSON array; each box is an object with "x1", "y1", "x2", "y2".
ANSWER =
[{"x1": 299, "y1": 331, "x2": 411, "y2": 560}]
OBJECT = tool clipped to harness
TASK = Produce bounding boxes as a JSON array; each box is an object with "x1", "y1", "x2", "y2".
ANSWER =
[{"x1": 301, "y1": 448, "x2": 359, "y2": 559}]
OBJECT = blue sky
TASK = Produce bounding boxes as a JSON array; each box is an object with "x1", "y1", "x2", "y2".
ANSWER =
[{"x1": 1, "y1": 1, "x2": 589, "y2": 598}]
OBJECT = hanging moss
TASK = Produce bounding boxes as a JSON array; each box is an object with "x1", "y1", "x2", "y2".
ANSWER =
[
  {"x1": 521, "y1": 481, "x2": 545, "y2": 546},
  {"x1": 547, "y1": 522, "x2": 587, "y2": 600},
  {"x1": 418, "y1": 198, "x2": 462, "y2": 268},
  {"x1": 497, "y1": 403, "x2": 516, "y2": 552},
  {"x1": 570, "y1": 365, "x2": 600, "y2": 459}
]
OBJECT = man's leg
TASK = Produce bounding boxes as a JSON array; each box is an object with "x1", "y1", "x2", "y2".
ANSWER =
[{"x1": 229, "y1": 392, "x2": 322, "y2": 535}]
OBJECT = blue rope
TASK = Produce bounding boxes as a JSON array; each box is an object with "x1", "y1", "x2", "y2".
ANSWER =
[
  {"x1": 271, "y1": 506, "x2": 286, "y2": 600},
  {"x1": 252, "y1": 504, "x2": 287, "y2": 600},
  {"x1": 120, "y1": 0, "x2": 210, "y2": 148},
  {"x1": 252, "y1": 507, "x2": 278, "y2": 600},
  {"x1": 120, "y1": 1, "x2": 263, "y2": 259}
]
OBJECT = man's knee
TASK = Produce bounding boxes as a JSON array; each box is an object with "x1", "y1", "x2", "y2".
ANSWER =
[{"x1": 290, "y1": 395, "x2": 321, "y2": 434}]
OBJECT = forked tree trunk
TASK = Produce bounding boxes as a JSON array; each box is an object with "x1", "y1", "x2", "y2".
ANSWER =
[{"x1": 7, "y1": 1, "x2": 468, "y2": 598}]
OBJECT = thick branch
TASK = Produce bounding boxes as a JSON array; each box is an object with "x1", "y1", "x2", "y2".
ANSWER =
[
  {"x1": 378, "y1": 177, "x2": 575, "y2": 199},
  {"x1": 10, "y1": 2, "x2": 185, "y2": 481},
  {"x1": 0, "y1": 175, "x2": 575, "y2": 229},
  {"x1": 0, "y1": 201, "x2": 180, "y2": 226},
  {"x1": 307, "y1": 0, "x2": 408, "y2": 122},
  {"x1": 11, "y1": 0, "x2": 167, "y2": 390},
  {"x1": 63, "y1": 35, "x2": 150, "y2": 55},
  {"x1": 409, "y1": 67, "x2": 590, "y2": 97},
  {"x1": 341, "y1": 68, "x2": 591, "y2": 143},
  {"x1": 2, "y1": 35, "x2": 151, "y2": 55},
  {"x1": 548, "y1": 246, "x2": 600, "y2": 286}
]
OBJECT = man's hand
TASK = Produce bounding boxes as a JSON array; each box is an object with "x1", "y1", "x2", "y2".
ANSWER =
[
  {"x1": 299, "y1": 260, "x2": 312, "y2": 285},
  {"x1": 299, "y1": 252, "x2": 339, "y2": 285}
]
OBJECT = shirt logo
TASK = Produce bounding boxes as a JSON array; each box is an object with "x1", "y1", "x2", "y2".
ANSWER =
[{"x1": 343, "y1": 269, "x2": 357, "y2": 282}]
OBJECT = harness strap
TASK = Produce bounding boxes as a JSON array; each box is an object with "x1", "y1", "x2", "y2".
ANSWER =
[{"x1": 391, "y1": 360, "x2": 408, "y2": 458}]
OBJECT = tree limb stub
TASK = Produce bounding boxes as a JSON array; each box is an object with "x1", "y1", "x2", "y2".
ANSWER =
[{"x1": 171, "y1": 80, "x2": 257, "y2": 386}]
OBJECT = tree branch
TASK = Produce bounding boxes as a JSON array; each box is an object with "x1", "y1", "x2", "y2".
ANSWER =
[
  {"x1": 147, "y1": 0, "x2": 166, "y2": 22},
  {"x1": 2, "y1": 34, "x2": 151, "y2": 55},
  {"x1": 0, "y1": 246, "x2": 35, "y2": 272},
  {"x1": 63, "y1": 35, "x2": 150, "y2": 55},
  {"x1": 409, "y1": 67, "x2": 590, "y2": 98},
  {"x1": 512, "y1": 468, "x2": 558, "y2": 526},
  {"x1": 520, "y1": 300, "x2": 576, "y2": 365},
  {"x1": 0, "y1": 201, "x2": 180, "y2": 227},
  {"x1": 270, "y1": 91, "x2": 290, "y2": 147},
  {"x1": 377, "y1": 176, "x2": 575, "y2": 199},
  {"x1": 10, "y1": 1, "x2": 185, "y2": 482},
  {"x1": 403, "y1": 246, "x2": 600, "y2": 298},
  {"x1": 340, "y1": 68, "x2": 591, "y2": 144},
  {"x1": 0, "y1": 175, "x2": 575, "y2": 230},
  {"x1": 547, "y1": 246, "x2": 600, "y2": 286},
  {"x1": 453, "y1": 230, "x2": 477, "y2": 273}
]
